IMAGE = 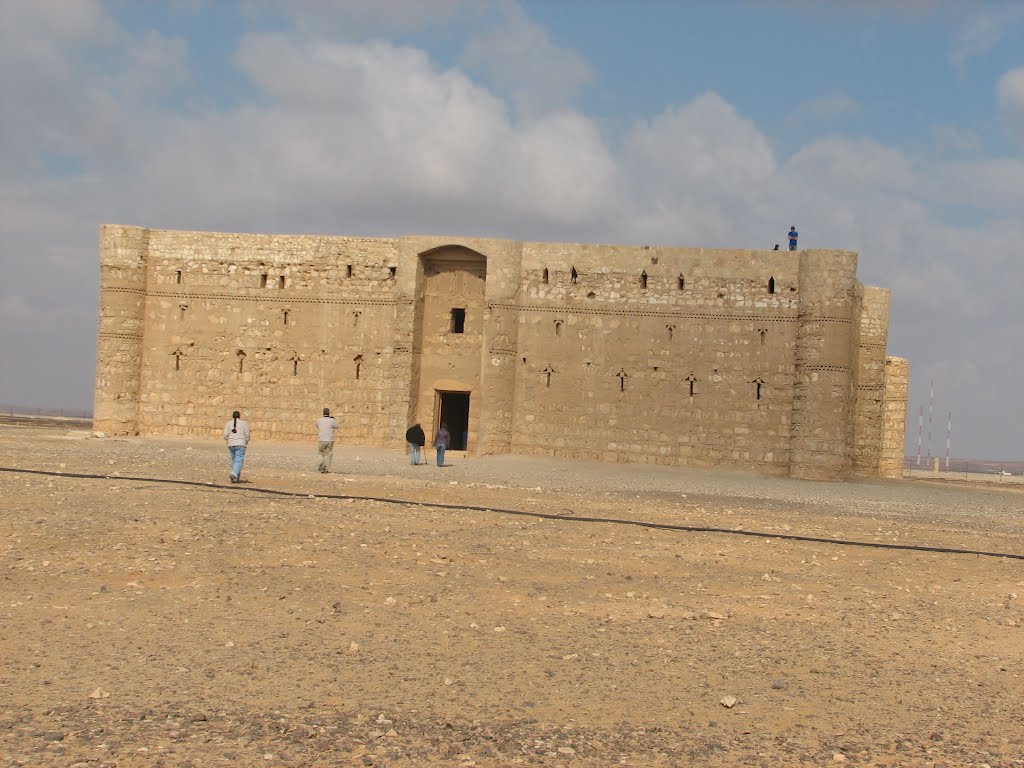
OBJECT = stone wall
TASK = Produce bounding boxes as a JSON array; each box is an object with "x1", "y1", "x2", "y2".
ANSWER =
[
  {"x1": 851, "y1": 286, "x2": 891, "y2": 476},
  {"x1": 880, "y1": 356, "x2": 910, "y2": 478},
  {"x1": 94, "y1": 225, "x2": 907, "y2": 479}
]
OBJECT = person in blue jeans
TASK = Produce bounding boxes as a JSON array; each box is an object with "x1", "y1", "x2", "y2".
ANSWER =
[
  {"x1": 405, "y1": 422, "x2": 425, "y2": 465},
  {"x1": 223, "y1": 410, "x2": 250, "y2": 483},
  {"x1": 433, "y1": 421, "x2": 451, "y2": 467},
  {"x1": 788, "y1": 226, "x2": 799, "y2": 251}
]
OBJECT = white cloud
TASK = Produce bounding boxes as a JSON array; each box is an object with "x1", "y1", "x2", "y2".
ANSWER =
[
  {"x1": 931, "y1": 125, "x2": 983, "y2": 155},
  {"x1": 786, "y1": 92, "x2": 860, "y2": 129},
  {"x1": 997, "y1": 67, "x2": 1024, "y2": 133},
  {"x1": 949, "y1": 6, "x2": 1024, "y2": 72},
  {"x1": 0, "y1": 2, "x2": 1021, "y2": 456},
  {"x1": 458, "y1": 5, "x2": 593, "y2": 120},
  {"x1": 247, "y1": 0, "x2": 485, "y2": 39}
]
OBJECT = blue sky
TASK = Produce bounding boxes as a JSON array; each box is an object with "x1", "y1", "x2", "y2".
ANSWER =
[{"x1": 1, "y1": 0, "x2": 1022, "y2": 460}]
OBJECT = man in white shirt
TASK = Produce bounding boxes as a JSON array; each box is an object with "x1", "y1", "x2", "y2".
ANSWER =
[{"x1": 315, "y1": 407, "x2": 339, "y2": 473}]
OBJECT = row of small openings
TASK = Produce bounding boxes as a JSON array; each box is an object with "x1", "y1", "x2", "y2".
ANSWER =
[
  {"x1": 178, "y1": 306, "x2": 295, "y2": 324},
  {"x1": 345, "y1": 265, "x2": 398, "y2": 279},
  {"x1": 528, "y1": 364, "x2": 768, "y2": 399},
  {"x1": 540, "y1": 268, "x2": 777, "y2": 293},
  {"x1": 171, "y1": 349, "x2": 368, "y2": 378},
  {"x1": 177, "y1": 307, "x2": 370, "y2": 328},
  {"x1": 172, "y1": 265, "x2": 397, "y2": 286},
  {"x1": 551, "y1": 320, "x2": 770, "y2": 345},
  {"x1": 259, "y1": 274, "x2": 287, "y2": 288}
]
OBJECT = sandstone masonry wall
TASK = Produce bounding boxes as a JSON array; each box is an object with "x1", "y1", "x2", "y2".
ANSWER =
[
  {"x1": 880, "y1": 356, "x2": 910, "y2": 478},
  {"x1": 94, "y1": 225, "x2": 907, "y2": 479}
]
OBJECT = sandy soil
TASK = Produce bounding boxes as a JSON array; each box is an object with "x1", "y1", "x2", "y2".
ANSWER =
[{"x1": 1, "y1": 420, "x2": 1022, "y2": 767}]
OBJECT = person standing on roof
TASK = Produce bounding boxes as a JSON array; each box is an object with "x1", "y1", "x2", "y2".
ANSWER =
[{"x1": 788, "y1": 226, "x2": 799, "y2": 251}]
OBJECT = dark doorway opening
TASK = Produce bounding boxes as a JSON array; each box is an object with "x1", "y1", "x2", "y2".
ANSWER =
[{"x1": 438, "y1": 391, "x2": 470, "y2": 450}]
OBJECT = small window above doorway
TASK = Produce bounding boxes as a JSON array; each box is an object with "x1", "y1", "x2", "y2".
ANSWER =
[{"x1": 450, "y1": 308, "x2": 466, "y2": 333}]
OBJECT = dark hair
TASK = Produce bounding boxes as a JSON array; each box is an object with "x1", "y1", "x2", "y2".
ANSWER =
[
  {"x1": 232, "y1": 410, "x2": 240, "y2": 433},
  {"x1": 323, "y1": 407, "x2": 330, "y2": 416}
]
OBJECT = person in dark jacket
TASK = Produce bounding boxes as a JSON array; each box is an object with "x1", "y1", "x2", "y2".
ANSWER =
[{"x1": 405, "y1": 423, "x2": 426, "y2": 465}]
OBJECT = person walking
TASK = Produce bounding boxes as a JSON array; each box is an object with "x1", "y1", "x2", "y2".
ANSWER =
[
  {"x1": 788, "y1": 226, "x2": 799, "y2": 251},
  {"x1": 316, "y1": 407, "x2": 339, "y2": 473},
  {"x1": 223, "y1": 410, "x2": 250, "y2": 483},
  {"x1": 433, "y1": 421, "x2": 451, "y2": 467},
  {"x1": 405, "y1": 422, "x2": 426, "y2": 465}
]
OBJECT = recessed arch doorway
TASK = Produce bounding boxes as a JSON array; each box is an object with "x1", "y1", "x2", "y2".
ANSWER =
[{"x1": 436, "y1": 390, "x2": 471, "y2": 451}]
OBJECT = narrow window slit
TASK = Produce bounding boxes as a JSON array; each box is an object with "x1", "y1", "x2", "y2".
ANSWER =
[
  {"x1": 768, "y1": 277, "x2": 775, "y2": 294},
  {"x1": 570, "y1": 266, "x2": 578, "y2": 285},
  {"x1": 259, "y1": 273, "x2": 268, "y2": 288},
  {"x1": 640, "y1": 271, "x2": 648, "y2": 289},
  {"x1": 278, "y1": 275, "x2": 286, "y2": 289},
  {"x1": 354, "y1": 354, "x2": 362, "y2": 380},
  {"x1": 450, "y1": 308, "x2": 466, "y2": 334},
  {"x1": 389, "y1": 266, "x2": 397, "y2": 279},
  {"x1": 677, "y1": 275, "x2": 684, "y2": 290},
  {"x1": 175, "y1": 270, "x2": 182, "y2": 284},
  {"x1": 542, "y1": 268, "x2": 549, "y2": 284},
  {"x1": 346, "y1": 265, "x2": 353, "y2": 278}
]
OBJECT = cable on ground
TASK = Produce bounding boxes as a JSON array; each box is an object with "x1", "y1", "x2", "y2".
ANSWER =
[{"x1": 1, "y1": 465, "x2": 1021, "y2": 561}]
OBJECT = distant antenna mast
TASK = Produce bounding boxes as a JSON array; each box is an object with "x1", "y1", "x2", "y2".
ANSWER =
[
  {"x1": 945, "y1": 411, "x2": 952, "y2": 470},
  {"x1": 916, "y1": 406, "x2": 923, "y2": 467},
  {"x1": 926, "y1": 379, "x2": 934, "y2": 464}
]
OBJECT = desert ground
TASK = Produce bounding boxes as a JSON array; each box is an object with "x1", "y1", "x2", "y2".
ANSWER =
[{"x1": 1, "y1": 418, "x2": 1022, "y2": 768}]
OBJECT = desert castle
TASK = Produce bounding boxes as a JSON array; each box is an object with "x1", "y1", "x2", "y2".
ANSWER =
[{"x1": 94, "y1": 225, "x2": 908, "y2": 480}]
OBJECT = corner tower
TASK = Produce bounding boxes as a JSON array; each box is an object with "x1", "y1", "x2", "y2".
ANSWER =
[
  {"x1": 789, "y1": 250, "x2": 859, "y2": 479},
  {"x1": 93, "y1": 225, "x2": 149, "y2": 435}
]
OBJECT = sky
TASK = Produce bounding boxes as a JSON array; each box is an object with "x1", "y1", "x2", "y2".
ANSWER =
[{"x1": 0, "y1": 0, "x2": 1022, "y2": 460}]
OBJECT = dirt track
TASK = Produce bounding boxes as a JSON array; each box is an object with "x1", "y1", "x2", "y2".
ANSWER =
[{"x1": 1, "y1": 421, "x2": 1022, "y2": 767}]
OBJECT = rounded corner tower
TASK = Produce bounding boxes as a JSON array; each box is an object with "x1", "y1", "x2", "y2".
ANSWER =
[
  {"x1": 93, "y1": 225, "x2": 149, "y2": 436},
  {"x1": 789, "y1": 250, "x2": 859, "y2": 480}
]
